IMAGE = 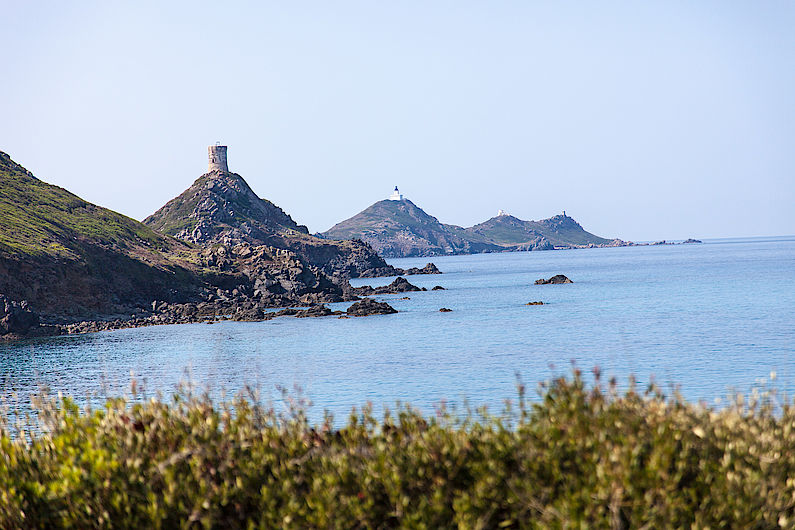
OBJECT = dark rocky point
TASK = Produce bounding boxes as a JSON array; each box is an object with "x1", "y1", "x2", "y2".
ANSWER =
[
  {"x1": 526, "y1": 301, "x2": 544, "y2": 306},
  {"x1": 352, "y1": 277, "x2": 423, "y2": 296},
  {"x1": 400, "y1": 263, "x2": 442, "y2": 275},
  {"x1": 439, "y1": 307, "x2": 453, "y2": 312},
  {"x1": 431, "y1": 286, "x2": 446, "y2": 291},
  {"x1": 534, "y1": 275, "x2": 573, "y2": 285},
  {"x1": 346, "y1": 298, "x2": 398, "y2": 317}
]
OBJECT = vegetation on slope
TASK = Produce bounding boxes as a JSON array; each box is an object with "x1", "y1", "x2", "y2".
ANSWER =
[
  {"x1": 0, "y1": 152, "x2": 181, "y2": 260},
  {"x1": 1, "y1": 370, "x2": 792, "y2": 528}
]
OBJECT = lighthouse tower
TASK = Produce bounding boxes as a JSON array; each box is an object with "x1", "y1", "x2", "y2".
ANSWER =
[
  {"x1": 208, "y1": 143, "x2": 228, "y2": 172},
  {"x1": 389, "y1": 186, "x2": 403, "y2": 201}
]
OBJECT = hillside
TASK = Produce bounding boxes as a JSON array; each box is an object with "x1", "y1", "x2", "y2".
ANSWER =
[
  {"x1": 0, "y1": 151, "x2": 202, "y2": 316},
  {"x1": 145, "y1": 171, "x2": 399, "y2": 279},
  {"x1": 321, "y1": 199, "x2": 502, "y2": 258},
  {"x1": 322, "y1": 198, "x2": 620, "y2": 257}
]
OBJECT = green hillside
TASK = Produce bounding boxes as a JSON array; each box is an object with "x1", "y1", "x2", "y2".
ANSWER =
[{"x1": 0, "y1": 152, "x2": 178, "y2": 259}]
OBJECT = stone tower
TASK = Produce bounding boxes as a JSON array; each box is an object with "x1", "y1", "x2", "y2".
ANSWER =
[{"x1": 208, "y1": 144, "x2": 228, "y2": 172}]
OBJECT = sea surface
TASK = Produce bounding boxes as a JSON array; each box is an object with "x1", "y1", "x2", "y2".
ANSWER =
[{"x1": 1, "y1": 236, "x2": 793, "y2": 421}]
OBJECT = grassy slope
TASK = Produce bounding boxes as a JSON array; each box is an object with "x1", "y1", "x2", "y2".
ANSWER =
[{"x1": 0, "y1": 151, "x2": 187, "y2": 262}]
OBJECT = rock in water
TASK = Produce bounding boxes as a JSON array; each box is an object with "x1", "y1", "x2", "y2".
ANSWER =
[
  {"x1": 431, "y1": 285, "x2": 446, "y2": 291},
  {"x1": 526, "y1": 301, "x2": 544, "y2": 305},
  {"x1": 534, "y1": 275, "x2": 573, "y2": 285},
  {"x1": 346, "y1": 298, "x2": 398, "y2": 317},
  {"x1": 352, "y1": 277, "x2": 424, "y2": 296},
  {"x1": 439, "y1": 307, "x2": 453, "y2": 312},
  {"x1": 401, "y1": 263, "x2": 442, "y2": 275}
]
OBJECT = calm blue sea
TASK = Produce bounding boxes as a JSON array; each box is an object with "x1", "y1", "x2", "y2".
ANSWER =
[{"x1": 1, "y1": 236, "x2": 793, "y2": 421}]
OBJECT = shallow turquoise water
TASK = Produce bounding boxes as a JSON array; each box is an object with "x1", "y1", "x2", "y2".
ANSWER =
[{"x1": 1, "y1": 236, "x2": 793, "y2": 420}]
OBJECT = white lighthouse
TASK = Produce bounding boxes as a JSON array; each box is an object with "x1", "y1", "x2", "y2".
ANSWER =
[{"x1": 389, "y1": 186, "x2": 403, "y2": 201}]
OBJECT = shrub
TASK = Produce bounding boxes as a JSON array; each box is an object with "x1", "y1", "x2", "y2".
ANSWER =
[{"x1": 0, "y1": 370, "x2": 793, "y2": 528}]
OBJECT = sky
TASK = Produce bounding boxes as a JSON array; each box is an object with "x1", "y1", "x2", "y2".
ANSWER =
[{"x1": 1, "y1": 1, "x2": 793, "y2": 241}]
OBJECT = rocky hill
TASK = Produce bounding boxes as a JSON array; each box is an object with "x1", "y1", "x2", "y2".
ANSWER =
[
  {"x1": 322, "y1": 199, "x2": 622, "y2": 257},
  {"x1": 321, "y1": 199, "x2": 503, "y2": 258},
  {"x1": 144, "y1": 171, "x2": 399, "y2": 279}
]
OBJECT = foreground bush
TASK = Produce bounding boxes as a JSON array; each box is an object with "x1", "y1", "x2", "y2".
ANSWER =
[{"x1": 1, "y1": 371, "x2": 794, "y2": 528}]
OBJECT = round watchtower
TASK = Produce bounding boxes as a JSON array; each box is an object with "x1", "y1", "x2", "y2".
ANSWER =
[{"x1": 208, "y1": 144, "x2": 228, "y2": 172}]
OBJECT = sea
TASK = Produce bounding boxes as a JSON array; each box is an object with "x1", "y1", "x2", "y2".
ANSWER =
[{"x1": 1, "y1": 236, "x2": 793, "y2": 422}]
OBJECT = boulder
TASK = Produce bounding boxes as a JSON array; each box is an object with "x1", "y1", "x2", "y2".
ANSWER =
[
  {"x1": 534, "y1": 275, "x2": 573, "y2": 285},
  {"x1": 346, "y1": 298, "x2": 398, "y2": 317},
  {"x1": 431, "y1": 285, "x2": 446, "y2": 291}
]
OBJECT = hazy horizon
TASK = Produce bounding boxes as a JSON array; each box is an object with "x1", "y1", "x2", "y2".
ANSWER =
[{"x1": 2, "y1": 2, "x2": 793, "y2": 241}]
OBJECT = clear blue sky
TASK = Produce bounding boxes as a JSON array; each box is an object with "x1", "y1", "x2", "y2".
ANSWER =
[{"x1": 2, "y1": 1, "x2": 793, "y2": 240}]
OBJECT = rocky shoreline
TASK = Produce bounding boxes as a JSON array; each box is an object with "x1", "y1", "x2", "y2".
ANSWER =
[{"x1": 1, "y1": 273, "x2": 438, "y2": 341}]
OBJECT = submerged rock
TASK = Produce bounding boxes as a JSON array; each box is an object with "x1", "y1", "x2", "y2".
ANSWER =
[
  {"x1": 346, "y1": 298, "x2": 398, "y2": 317},
  {"x1": 534, "y1": 275, "x2": 573, "y2": 285}
]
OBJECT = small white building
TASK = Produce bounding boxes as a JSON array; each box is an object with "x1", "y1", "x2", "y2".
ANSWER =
[
  {"x1": 389, "y1": 186, "x2": 404, "y2": 201},
  {"x1": 497, "y1": 209, "x2": 508, "y2": 217}
]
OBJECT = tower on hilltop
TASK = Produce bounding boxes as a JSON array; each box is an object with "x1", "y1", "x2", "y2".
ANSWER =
[
  {"x1": 389, "y1": 186, "x2": 403, "y2": 201},
  {"x1": 208, "y1": 143, "x2": 228, "y2": 172}
]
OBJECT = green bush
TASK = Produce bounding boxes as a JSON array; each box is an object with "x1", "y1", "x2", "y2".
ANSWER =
[{"x1": 1, "y1": 370, "x2": 793, "y2": 528}]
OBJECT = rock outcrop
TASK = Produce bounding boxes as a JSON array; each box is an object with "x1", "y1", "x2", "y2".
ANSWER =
[
  {"x1": 351, "y1": 277, "x2": 425, "y2": 296},
  {"x1": 534, "y1": 275, "x2": 573, "y2": 285},
  {"x1": 398, "y1": 263, "x2": 442, "y2": 275},
  {"x1": 0, "y1": 295, "x2": 39, "y2": 336},
  {"x1": 346, "y1": 298, "x2": 398, "y2": 317}
]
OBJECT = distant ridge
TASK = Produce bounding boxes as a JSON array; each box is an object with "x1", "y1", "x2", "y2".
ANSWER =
[{"x1": 322, "y1": 197, "x2": 622, "y2": 258}]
